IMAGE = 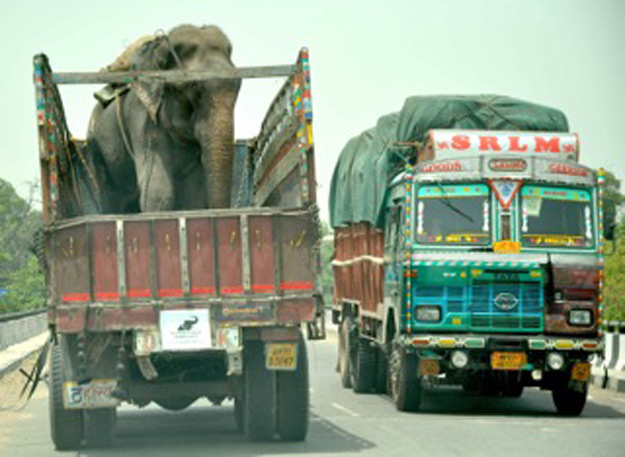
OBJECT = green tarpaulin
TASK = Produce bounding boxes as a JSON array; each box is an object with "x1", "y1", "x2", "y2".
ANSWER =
[{"x1": 329, "y1": 95, "x2": 569, "y2": 228}]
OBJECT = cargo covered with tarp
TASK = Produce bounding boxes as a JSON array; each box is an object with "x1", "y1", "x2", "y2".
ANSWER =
[{"x1": 329, "y1": 94, "x2": 569, "y2": 228}]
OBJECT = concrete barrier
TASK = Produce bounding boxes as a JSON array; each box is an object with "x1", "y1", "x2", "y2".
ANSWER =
[
  {"x1": 0, "y1": 312, "x2": 47, "y2": 350},
  {"x1": 591, "y1": 322, "x2": 625, "y2": 393}
]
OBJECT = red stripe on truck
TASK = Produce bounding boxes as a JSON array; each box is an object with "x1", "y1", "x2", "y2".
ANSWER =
[
  {"x1": 191, "y1": 286, "x2": 216, "y2": 295},
  {"x1": 221, "y1": 286, "x2": 244, "y2": 294},
  {"x1": 252, "y1": 284, "x2": 274, "y2": 293},
  {"x1": 95, "y1": 292, "x2": 120, "y2": 301},
  {"x1": 127, "y1": 289, "x2": 152, "y2": 298},
  {"x1": 62, "y1": 293, "x2": 90, "y2": 302},
  {"x1": 158, "y1": 289, "x2": 183, "y2": 298}
]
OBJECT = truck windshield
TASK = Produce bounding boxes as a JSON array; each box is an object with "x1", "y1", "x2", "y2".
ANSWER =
[
  {"x1": 416, "y1": 184, "x2": 490, "y2": 245},
  {"x1": 520, "y1": 185, "x2": 594, "y2": 248}
]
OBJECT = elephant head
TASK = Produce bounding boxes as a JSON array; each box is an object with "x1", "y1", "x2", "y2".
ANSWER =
[{"x1": 129, "y1": 25, "x2": 241, "y2": 209}]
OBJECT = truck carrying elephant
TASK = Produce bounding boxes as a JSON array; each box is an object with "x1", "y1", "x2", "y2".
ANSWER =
[
  {"x1": 33, "y1": 26, "x2": 324, "y2": 450},
  {"x1": 87, "y1": 24, "x2": 241, "y2": 213}
]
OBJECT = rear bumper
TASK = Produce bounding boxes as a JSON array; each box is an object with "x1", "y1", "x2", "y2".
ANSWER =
[
  {"x1": 50, "y1": 296, "x2": 316, "y2": 333},
  {"x1": 399, "y1": 333, "x2": 603, "y2": 353}
]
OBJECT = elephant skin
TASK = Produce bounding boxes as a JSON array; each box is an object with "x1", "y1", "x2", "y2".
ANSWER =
[{"x1": 86, "y1": 24, "x2": 241, "y2": 214}]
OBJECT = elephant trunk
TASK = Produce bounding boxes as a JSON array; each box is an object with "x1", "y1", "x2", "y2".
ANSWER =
[{"x1": 194, "y1": 90, "x2": 237, "y2": 208}]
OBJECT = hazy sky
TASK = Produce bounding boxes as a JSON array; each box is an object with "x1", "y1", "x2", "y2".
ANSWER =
[{"x1": 1, "y1": 0, "x2": 624, "y2": 220}]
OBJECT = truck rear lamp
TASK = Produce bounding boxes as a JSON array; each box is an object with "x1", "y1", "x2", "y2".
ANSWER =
[
  {"x1": 416, "y1": 306, "x2": 441, "y2": 322},
  {"x1": 451, "y1": 350, "x2": 469, "y2": 368},
  {"x1": 568, "y1": 309, "x2": 592, "y2": 326},
  {"x1": 404, "y1": 269, "x2": 418, "y2": 278},
  {"x1": 547, "y1": 352, "x2": 565, "y2": 370}
]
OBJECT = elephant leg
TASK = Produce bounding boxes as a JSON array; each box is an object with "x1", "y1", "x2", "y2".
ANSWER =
[{"x1": 136, "y1": 148, "x2": 175, "y2": 212}]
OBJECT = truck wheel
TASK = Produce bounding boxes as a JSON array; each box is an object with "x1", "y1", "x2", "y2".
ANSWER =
[
  {"x1": 276, "y1": 336, "x2": 309, "y2": 441},
  {"x1": 338, "y1": 317, "x2": 352, "y2": 388},
  {"x1": 208, "y1": 395, "x2": 226, "y2": 406},
  {"x1": 84, "y1": 408, "x2": 116, "y2": 447},
  {"x1": 352, "y1": 338, "x2": 376, "y2": 393},
  {"x1": 49, "y1": 343, "x2": 84, "y2": 450},
  {"x1": 388, "y1": 345, "x2": 421, "y2": 412},
  {"x1": 375, "y1": 348, "x2": 388, "y2": 394},
  {"x1": 244, "y1": 340, "x2": 276, "y2": 441},
  {"x1": 234, "y1": 396, "x2": 244, "y2": 432},
  {"x1": 552, "y1": 379, "x2": 588, "y2": 416},
  {"x1": 500, "y1": 373, "x2": 524, "y2": 398}
]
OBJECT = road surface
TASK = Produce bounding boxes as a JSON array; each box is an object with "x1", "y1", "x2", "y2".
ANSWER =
[{"x1": 1, "y1": 331, "x2": 625, "y2": 456}]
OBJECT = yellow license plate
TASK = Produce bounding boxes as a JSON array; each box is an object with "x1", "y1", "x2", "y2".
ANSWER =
[
  {"x1": 571, "y1": 362, "x2": 591, "y2": 381},
  {"x1": 265, "y1": 343, "x2": 298, "y2": 371},
  {"x1": 419, "y1": 359, "x2": 439, "y2": 376},
  {"x1": 493, "y1": 241, "x2": 521, "y2": 254},
  {"x1": 491, "y1": 352, "x2": 527, "y2": 370}
]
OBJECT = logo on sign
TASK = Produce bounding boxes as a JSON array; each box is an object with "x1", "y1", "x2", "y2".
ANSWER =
[
  {"x1": 177, "y1": 316, "x2": 199, "y2": 331},
  {"x1": 489, "y1": 159, "x2": 527, "y2": 172},
  {"x1": 494, "y1": 292, "x2": 519, "y2": 311}
]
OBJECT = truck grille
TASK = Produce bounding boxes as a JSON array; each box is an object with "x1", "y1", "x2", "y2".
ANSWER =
[
  {"x1": 470, "y1": 282, "x2": 543, "y2": 331},
  {"x1": 413, "y1": 285, "x2": 465, "y2": 314}
]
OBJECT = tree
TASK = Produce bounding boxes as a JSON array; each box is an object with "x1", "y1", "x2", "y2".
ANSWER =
[{"x1": 0, "y1": 178, "x2": 45, "y2": 314}]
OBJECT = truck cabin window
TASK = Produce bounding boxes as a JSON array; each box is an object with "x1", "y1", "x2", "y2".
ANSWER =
[
  {"x1": 521, "y1": 186, "x2": 594, "y2": 248},
  {"x1": 416, "y1": 184, "x2": 490, "y2": 246}
]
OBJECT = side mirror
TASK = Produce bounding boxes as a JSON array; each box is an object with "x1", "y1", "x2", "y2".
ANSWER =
[{"x1": 603, "y1": 210, "x2": 616, "y2": 241}]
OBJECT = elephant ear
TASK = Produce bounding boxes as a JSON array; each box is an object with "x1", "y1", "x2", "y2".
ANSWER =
[{"x1": 129, "y1": 36, "x2": 167, "y2": 124}]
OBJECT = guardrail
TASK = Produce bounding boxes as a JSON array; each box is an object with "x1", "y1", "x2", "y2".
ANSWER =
[
  {"x1": 0, "y1": 308, "x2": 47, "y2": 350},
  {"x1": 592, "y1": 321, "x2": 625, "y2": 393}
]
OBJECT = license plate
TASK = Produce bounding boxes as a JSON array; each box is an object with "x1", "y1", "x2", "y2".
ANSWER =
[
  {"x1": 491, "y1": 352, "x2": 527, "y2": 370},
  {"x1": 571, "y1": 362, "x2": 591, "y2": 381},
  {"x1": 159, "y1": 309, "x2": 211, "y2": 351},
  {"x1": 63, "y1": 379, "x2": 120, "y2": 409},
  {"x1": 419, "y1": 359, "x2": 439, "y2": 376},
  {"x1": 265, "y1": 343, "x2": 298, "y2": 371}
]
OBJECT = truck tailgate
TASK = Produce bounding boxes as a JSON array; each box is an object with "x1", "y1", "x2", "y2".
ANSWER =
[{"x1": 46, "y1": 208, "x2": 318, "y2": 332}]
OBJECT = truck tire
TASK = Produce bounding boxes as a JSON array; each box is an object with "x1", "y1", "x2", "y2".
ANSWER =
[
  {"x1": 244, "y1": 340, "x2": 276, "y2": 441},
  {"x1": 276, "y1": 336, "x2": 309, "y2": 441},
  {"x1": 234, "y1": 396, "x2": 244, "y2": 432},
  {"x1": 49, "y1": 343, "x2": 84, "y2": 450},
  {"x1": 552, "y1": 379, "x2": 587, "y2": 416},
  {"x1": 84, "y1": 408, "x2": 116, "y2": 447},
  {"x1": 500, "y1": 373, "x2": 524, "y2": 398},
  {"x1": 375, "y1": 347, "x2": 388, "y2": 394},
  {"x1": 338, "y1": 317, "x2": 352, "y2": 388},
  {"x1": 388, "y1": 345, "x2": 421, "y2": 412},
  {"x1": 352, "y1": 338, "x2": 376, "y2": 393}
]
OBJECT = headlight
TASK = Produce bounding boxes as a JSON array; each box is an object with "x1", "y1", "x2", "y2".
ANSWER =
[
  {"x1": 547, "y1": 352, "x2": 565, "y2": 370},
  {"x1": 451, "y1": 350, "x2": 469, "y2": 368},
  {"x1": 416, "y1": 306, "x2": 441, "y2": 322},
  {"x1": 568, "y1": 309, "x2": 592, "y2": 326}
]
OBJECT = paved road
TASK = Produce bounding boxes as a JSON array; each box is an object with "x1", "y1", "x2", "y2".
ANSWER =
[{"x1": 1, "y1": 332, "x2": 625, "y2": 456}]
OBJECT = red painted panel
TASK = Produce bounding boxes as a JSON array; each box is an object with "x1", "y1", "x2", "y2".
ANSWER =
[
  {"x1": 187, "y1": 218, "x2": 216, "y2": 296},
  {"x1": 93, "y1": 222, "x2": 119, "y2": 302},
  {"x1": 217, "y1": 217, "x2": 242, "y2": 295},
  {"x1": 124, "y1": 221, "x2": 152, "y2": 299},
  {"x1": 52, "y1": 225, "x2": 90, "y2": 304},
  {"x1": 155, "y1": 219, "x2": 182, "y2": 298},
  {"x1": 277, "y1": 299, "x2": 315, "y2": 323},
  {"x1": 249, "y1": 216, "x2": 275, "y2": 294}
]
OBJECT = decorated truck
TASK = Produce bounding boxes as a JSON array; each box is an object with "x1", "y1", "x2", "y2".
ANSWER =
[
  {"x1": 34, "y1": 48, "x2": 323, "y2": 449},
  {"x1": 330, "y1": 95, "x2": 613, "y2": 415}
]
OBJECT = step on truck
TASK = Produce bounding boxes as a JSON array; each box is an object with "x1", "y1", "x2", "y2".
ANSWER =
[
  {"x1": 330, "y1": 95, "x2": 614, "y2": 415},
  {"x1": 34, "y1": 48, "x2": 324, "y2": 450}
]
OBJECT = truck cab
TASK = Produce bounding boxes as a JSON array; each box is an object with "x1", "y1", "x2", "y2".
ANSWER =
[{"x1": 384, "y1": 129, "x2": 606, "y2": 413}]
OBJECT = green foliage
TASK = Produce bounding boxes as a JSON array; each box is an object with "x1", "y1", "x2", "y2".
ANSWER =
[
  {"x1": 0, "y1": 178, "x2": 44, "y2": 314},
  {"x1": 319, "y1": 220, "x2": 334, "y2": 307},
  {"x1": 603, "y1": 223, "x2": 625, "y2": 322}
]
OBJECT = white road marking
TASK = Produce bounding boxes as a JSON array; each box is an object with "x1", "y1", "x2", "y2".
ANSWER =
[{"x1": 331, "y1": 402, "x2": 360, "y2": 417}]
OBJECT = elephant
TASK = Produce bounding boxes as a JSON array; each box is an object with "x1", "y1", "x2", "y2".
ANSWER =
[{"x1": 86, "y1": 24, "x2": 241, "y2": 213}]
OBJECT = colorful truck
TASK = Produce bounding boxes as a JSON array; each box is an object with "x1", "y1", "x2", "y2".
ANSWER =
[
  {"x1": 34, "y1": 48, "x2": 323, "y2": 449},
  {"x1": 330, "y1": 95, "x2": 613, "y2": 415}
]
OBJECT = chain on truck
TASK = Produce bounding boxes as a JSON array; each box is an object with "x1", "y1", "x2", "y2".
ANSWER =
[
  {"x1": 331, "y1": 102, "x2": 615, "y2": 416},
  {"x1": 34, "y1": 48, "x2": 324, "y2": 450}
]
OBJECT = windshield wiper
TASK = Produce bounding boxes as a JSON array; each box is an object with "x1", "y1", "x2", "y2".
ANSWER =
[{"x1": 435, "y1": 181, "x2": 475, "y2": 223}]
